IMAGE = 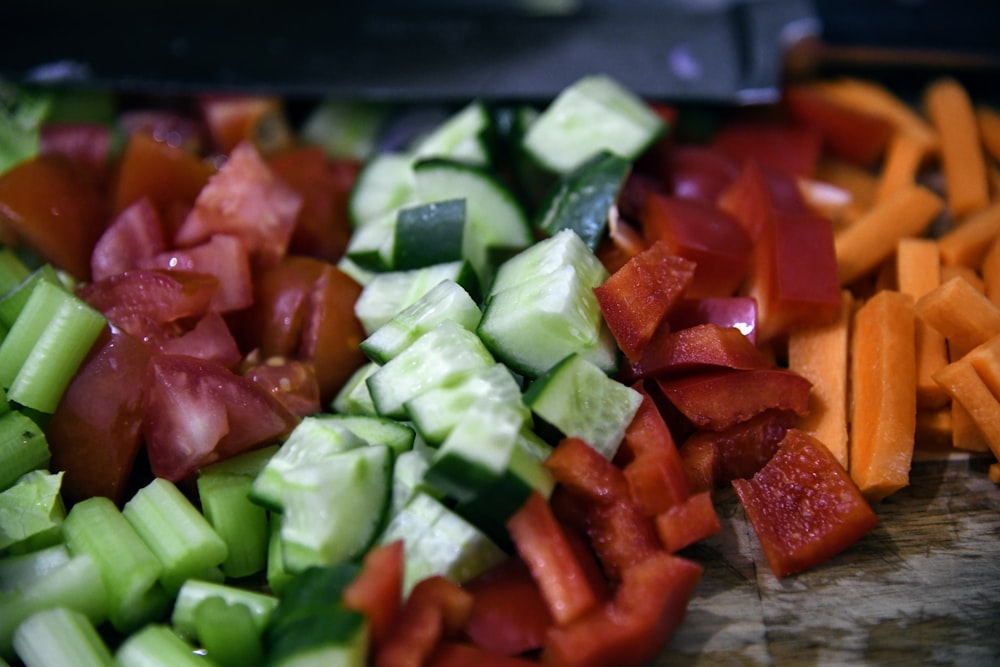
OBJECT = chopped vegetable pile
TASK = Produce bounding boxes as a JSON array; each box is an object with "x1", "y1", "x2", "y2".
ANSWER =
[{"x1": 0, "y1": 71, "x2": 999, "y2": 667}]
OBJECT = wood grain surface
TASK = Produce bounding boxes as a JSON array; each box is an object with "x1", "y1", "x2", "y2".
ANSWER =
[{"x1": 657, "y1": 455, "x2": 1000, "y2": 666}]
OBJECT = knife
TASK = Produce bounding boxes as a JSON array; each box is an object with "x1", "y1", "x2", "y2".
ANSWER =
[{"x1": 3, "y1": 0, "x2": 998, "y2": 104}]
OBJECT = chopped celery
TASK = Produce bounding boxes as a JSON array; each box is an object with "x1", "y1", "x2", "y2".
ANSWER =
[
  {"x1": 0, "y1": 265, "x2": 61, "y2": 330},
  {"x1": 114, "y1": 625, "x2": 208, "y2": 667},
  {"x1": 0, "y1": 470, "x2": 65, "y2": 553},
  {"x1": 266, "y1": 515, "x2": 294, "y2": 597},
  {"x1": 0, "y1": 410, "x2": 49, "y2": 492},
  {"x1": 0, "y1": 87, "x2": 49, "y2": 176},
  {"x1": 197, "y1": 472, "x2": 269, "y2": 579},
  {"x1": 171, "y1": 579, "x2": 278, "y2": 640},
  {"x1": 0, "y1": 553, "x2": 108, "y2": 659},
  {"x1": 2, "y1": 281, "x2": 106, "y2": 413},
  {"x1": 0, "y1": 248, "x2": 30, "y2": 296},
  {"x1": 193, "y1": 597, "x2": 264, "y2": 667},
  {"x1": 12, "y1": 607, "x2": 113, "y2": 667},
  {"x1": 0, "y1": 543, "x2": 70, "y2": 593},
  {"x1": 122, "y1": 478, "x2": 229, "y2": 595},
  {"x1": 62, "y1": 496, "x2": 168, "y2": 634}
]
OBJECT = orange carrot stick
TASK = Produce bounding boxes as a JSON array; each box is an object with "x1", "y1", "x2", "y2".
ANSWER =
[
  {"x1": 834, "y1": 183, "x2": 943, "y2": 285},
  {"x1": 875, "y1": 133, "x2": 926, "y2": 204},
  {"x1": 924, "y1": 78, "x2": 990, "y2": 219},
  {"x1": 982, "y1": 235, "x2": 1000, "y2": 308},
  {"x1": 896, "y1": 238, "x2": 949, "y2": 409},
  {"x1": 849, "y1": 290, "x2": 916, "y2": 502},
  {"x1": 933, "y1": 357, "x2": 1000, "y2": 460},
  {"x1": 976, "y1": 105, "x2": 1000, "y2": 163},
  {"x1": 914, "y1": 275, "x2": 1000, "y2": 357},
  {"x1": 937, "y1": 200, "x2": 1000, "y2": 268}
]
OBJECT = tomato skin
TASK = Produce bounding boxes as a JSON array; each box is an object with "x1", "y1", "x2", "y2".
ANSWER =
[
  {"x1": 90, "y1": 197, "x2": 167, "y2": 281},
  {"x1": 241, "y1": 357, "x2": 322, "y2": 417},
  {"x1": 732, "y1": 429, "x2": 879, "y2": 578},
  {"x1": 142, "y1": 354, "x2": 298, "y2": 482},
  {"x1": 461, "y1": 556, "x2": 553, "y2": 656},
  {"x1": 47, "y1": 328, "x2": 152, "y2": 506},
  {"x1": 593, "y1": 241, "x2": 695, "y2": 363},
  {"x1": 175, "y1": 141, "x2": 302, "y2": 268},
  {"x1": 158, "y1": 312, "x2": 242, "y2": 368},
  {"x1": 0, "y1": 154, "x2": 107, "y2": 281}
]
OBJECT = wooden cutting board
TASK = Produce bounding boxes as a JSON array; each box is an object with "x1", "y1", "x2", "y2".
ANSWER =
[{"x1": 656, "y1": 454, "x2": 1000, "y2": 665}]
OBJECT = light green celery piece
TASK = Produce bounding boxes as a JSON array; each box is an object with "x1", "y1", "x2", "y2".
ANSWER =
[
  {"x1": 0, "y1": 543, "x2": 70, "y2": 593},
  {"x1": 114, "y1": 625, "x2": 208, "y2": 667},
  {"x1": 266, "y1": 515, "x2": 293, "y2": 597},
  {"x1": 12, "y1": 607, "x2": 113, "y2": 667},
  {"x1": 62, "y1": 496, "x2": 166, "y2": 634},
  {"x1": 0, "y1": 280, "x2": 107, "y2": 413},
  {"x1": 171, "y1": 579, "x2": 278, "y2": 640},
  {"x1": 122, "y1": 478, "x2": 228, "y2": 595},
  {"x1": 0, "y1": 553, "x2": 108, "y2": 660},
  {"x1": 0, "y1": 89, "x2": 49, "y2": 176},
  {"x1": 0, "y1": 410, "x2": 50, "y2": 492},
  {"x1": 0, "y1": 265, "x2": 62, "y2": 330},
  {"x1": 197, "y1": 473, "x2": 268, "y2": 579},
  {"x1": 0, "y1": 248, "x2": 30, "y2": 296},
  {"x1": 0, "y1": 470, "x2": 65, "y2": 552},
  {"x1": 193, "y1": 597, "x2": 265, "y2": 667}
]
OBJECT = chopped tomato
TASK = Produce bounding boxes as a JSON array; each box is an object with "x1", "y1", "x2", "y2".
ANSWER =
[
  {"x1": 343, "y1": 540, "x2": 405, "y2": 653},
  {"x1": 461, "y1": 557, "x2": 553, "y2": 656},
  {"x1": 0, "y1": 154, "x2": 107, "y2": 281},
  {"x1": 40, "y1": 123, "x2": 112, "y2": 186},
  {"x1": 241, "y1": 357, "x2": 322, "y2": 417},
  {"x1": 198, "y1": 95, "x2": 293, "y2": 156},
  {"x1": 733, "y1": 428, "x2": 880, "y2": 577},
  {"x1": 140, "y1": 234, "x2": 254, "y2": 313},
  {"x1": 158, "y1": 312, "x2": 242, "y2": 368},
  {"x1": 174, "y1": 141, "x2": 302, "y2": 268},
  {"x1": 375, "y1": 575, "x2": 474, "y2": 667},
  {"x1": 542, "y1": 552, "x2": 703, "y2": 667},
  {"x1": 118, "y1": 109, "x2": 207, "y2": 153},
  {"x1": 90, "y1": 197, "x2": 167, "y2": 281},
  {"x1": 142, "y1": 354, "x2": 298, "y2": 481},
  {"x1": 47, "y1": 328, "x2": 151, "y2": 506},
  {"x1": 593, "y1": 240, "x2": 695, "y2": 362},
  {"x1": 269, "y1": 147, "x2": 359, "y2": 263}
]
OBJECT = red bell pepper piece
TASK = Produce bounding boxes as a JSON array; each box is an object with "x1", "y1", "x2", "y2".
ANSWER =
[
  {"x1": 593, "y1": 240, "x2": 695, "y2": 362},
  {"x1": 733, "y1": 429, "x2": 880, "y2": 578},
  {"x1": 626, "y1": 322, "x2": 769, "y2": 381},
  {"x1": 543, "y1": 437, "x2": 632, "y2": 503},
  {"x1": 376, "y1": 575, "x2": 474, "y2": 667},
  {"x1": 542, "y1": 551, "x2": 703, "y2": 667},
  {"x1": 461, "y1": 557, "x2": 553, "y2": 656},
  {"x1": 618, "y1": 387, "x2": 689, "y2": 515},
  {"x1": 655, "y1": 490, "x2": 721, "y2": 553},
  {"x1": 784, "y1": 85, "x2": 893, "y2": 168},
  {"x1": 711, "y1": 120, "x2": 822, "y2": 178},
  {"x1": 429, "y1": 642, "x2": 539, "y2": 667},
  {"x1": 343, "y1": 540, "x2": 404, "y2": 653},
  {"x1": 667, "y1": 296, "x2": 758, "y2": 344}
]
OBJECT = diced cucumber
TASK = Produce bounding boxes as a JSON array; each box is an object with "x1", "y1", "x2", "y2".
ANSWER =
[
  {"x1": 487, "y1": 228, "x2": 608, "y2": 299},
  {"x1": 300, "y1": 99, "x2": 392, "y2": 161},
  {"x1": 360, "y1": 279, "x2": 482, "y2": 365},
  {"x1": 344, "y1": 212, "x2": 396, "y2": 272},
  {"x1": 389, "y1": 447, "x2": 437, "y2": 518},
  {"x1": 522, "y1": 73, "x2": 666, "y2": 174},
  {"x1": 250, "y1": 418, "x2": 368, "y2": 512},
  {"x1": 412, "y1": 100, "x2": 493, "y2": 166},
  {"x1": 348, "y1": 152, "x2": 417, "y2": 228},
  {"x1": 331, "y1": 362, "x2": 380, "y2": 416},
  {"x1": 534, "y1": 150, "x2": 632, "y2": 250},
  {"x1": 279, "y1": 445, "x2": 392, "y2": 573},
  {"x1": 413, "y1": 157, "x2": 532, "y2": 285},
  {"x1": 354, "y1": 261, "x2": 480, "y2": 335},
  {"x1": 366, "y1": 320, "x2": 495, "y2": 419},
  {"x1": 404, "y1": 363, "x2": 528, "y2": 445},
  {"x1": 478, "y1": 263, "x2": 617, "y2": 377},
  {"x1": 524, "y1": 353, "x2": 643, "y2": 460},
  {"x1": 316, "y1": 414, "x2": 415, "y2": 458},
  {"x1": 393, "y1": 198, "x2": 467, "y2": 270}
]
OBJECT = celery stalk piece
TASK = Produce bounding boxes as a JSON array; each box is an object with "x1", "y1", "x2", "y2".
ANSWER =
[
  {"x1": 171, "y1": 579, "x2": 278, "y2": 640},
  {"x1": 193, "y1": 597, "x2": 265, "y2": 667},
  {"x1": 0, "y1": 470, "x2": 65, "y2": 552},
  {"x1": 0, "y1": 411, "x2": 49, "y2": 492},
  {"x1": 0, "y1": 89, "x2": 48, "y2": 177},
  {"x1": 0, "y1": 279, "x2": 68, "y2": 388},
  {"x1": 12, "y1": 607, "x2": 113, "y2": 667},
  {"x1": 122, "y1": 478, "x2": 228, "y2": 595},
  {"x1": 0, "y1": 543, "x2": 70, "y2": 593},
  {"x1": 0, "y1": 266, "x2": 62, "y2": 333},
  {"x1": 114, "y1": 625, "x2": 208, "y2": 667},
  {"x1": 4, "y1": 281, "x2": 107, "y2": 413},
  {"x1": 196, "y1": 472, "x2": 269, "y2": 579},
  {"x1": 0, "y1": 553, "x2": 108, "y2": 660},
  {"x1": 0, "y1": 248, "x2": 30, "y2": 297},
  {"x1": 62, "y1": 496, "x2": 167, "y2": 634}
]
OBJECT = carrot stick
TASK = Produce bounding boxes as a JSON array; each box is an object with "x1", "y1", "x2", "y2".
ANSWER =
[
  {"x1": 976, "y1": 105, "x2": 1000, "y2": 163},
  {"x1": 814, "y1": 158, "x2": 878, "y2": 227},
  {"x1": 896, "y1": 238, "x2": 949, "y2": 409},
  {"x1": 875, "y1": 133, "x2": 926, "y2": 204},
  {"x1": 815, "y1": 78, "x2": 938, "y2": 153},
  {"x1": 990, "y1": 463, "x2": 1000, "y2": 484},
  {"x1": 914, "y1": 275, "x2": 1000, "y2": 357},
  {"x1": 940, "y1": 263, "x2": 986, "y2": 295},
  {"x1": 834, "y1": 183, "x2": 944, "y2": 285},
  {"x1": 951, "y1": 401, "x2": 992, "y2": 454},
  {"x1": 933, "y1": 357, "x2": 1000, "y2": 460},
  {"x1": 981, "y1": 235, "x2": 1000, "y2": 308},
  {"x1": 924, "y1": 78, "x2": 990, "y2": 219},
  {"x1": 937, "y1": 201, "x2": 1000, "y2": 268},
  {"x1": 787, "y1": 290, "x2": 853, "y2": 469},
  {"x1": 849, "y1": 290, "x2": 917, "y2": 502}
]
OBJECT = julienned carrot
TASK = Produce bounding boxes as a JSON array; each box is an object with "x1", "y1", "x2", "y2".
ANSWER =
[
  {"x1": 936, "y1": 200, "x2": 1000, "y2": 268},
  {"x1": 976, "y1": 105, "x2": 1000, "y2": 163},
  {"x1": 815, "y1": 78, "x2": 938, "y2": 153},
  {"x1": 924, "y1": 78, "x2": 990, "y2": 219},
  {"x1": 834, "y1": 183, "x2": 943, "y2": 285},
  {"x1": 787, "y1": 290, "x2": 852, "y2": 469},
  {"x1": 914, "y1": 275, "x2": 1000, "y2": 357},
  {"x1": 981, "y1": 235, "x2": 1000, "y2": 308},
  {"x1": 814, "y1": 158, "x2": 877, "y2": 226},
  {"x1": 896, "y1": 238, "x2": 949, "y2": 409},
  {"x1": 932, "y1": 356, "x2": 1000, "y2": 461},
  {"x1": 940, "y1": 264, "x2": 986, "y2": 295},
  {"x1": 951, "y1": 401, "x2": 992, "y2": 454},
  {"x1": 849, "y1": 290, "x2": 917, "y2": 502},
  {"x1": 874, "y1": 133, "x2": 926, "y2": 204}
]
